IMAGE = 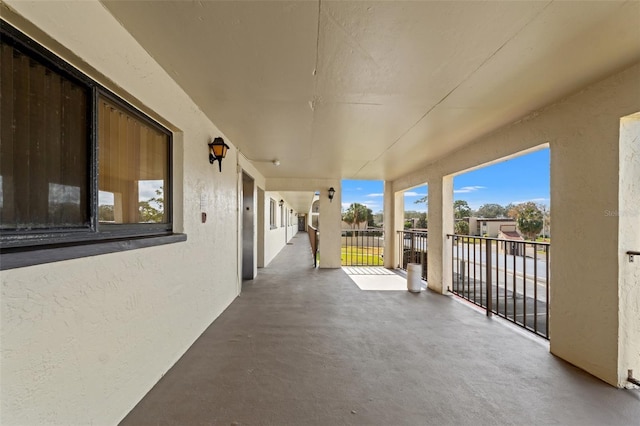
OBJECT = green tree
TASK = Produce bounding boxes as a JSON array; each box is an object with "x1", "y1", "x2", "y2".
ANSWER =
[
  {"x1": 454, "y1": 220, "x2": 469, "y2": 235},
  {"x1": 414, "y1": 194, "x2": 428, "y2": 228},
  {"x1": 505, "y1": 203, "x2": 517, "y2": 218},
  {"x1": 538, "y1": 203, "x2": 550, "y2": 238},
  {"x1": 454, "y1": 200, "x2": 472, "y2": 219},
  {"x1": 98, "y1": 204, "x2": 114, "y2": 222},
  {"x1": 417, "y1": 212, "x2": 427, "y2": 229},
  {"x1": 139, "y1": 188, "x2": 165, "y2": 223},
  {"x1": 476, "y1": 203, "x2": 506, "y2": 218},
  {"x1": 509, "y1": 202, "x2": 543, "y2": 240},
  {"x1": 343, "y1": 203, "x2": 369, "y2": 228},
  {"x1": 414, "y1": 194, "x2": 428, "y2": 208},
  {"x1": 366, "y1": 207, "x2": 375, "y2": 227}
]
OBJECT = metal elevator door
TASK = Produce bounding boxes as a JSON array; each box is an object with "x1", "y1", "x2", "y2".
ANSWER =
[{"x1": 242, "y1": 172, "x2": 254, "y2": 280}]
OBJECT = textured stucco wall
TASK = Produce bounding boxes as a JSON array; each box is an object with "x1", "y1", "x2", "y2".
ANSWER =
[
  {"x1": 263, "y1": 192, "x2": 287, "y2": 267},
  {"x1": 393, "y1": 63, "x2": 640, "y2": 386},
  {"x1": 426, "y1": 176, "x2": 453, "y2": 294},
  {"x1": 618, "y1": 114, "x2": 640, "y2": 387},
  {"x1": 0, "y1": 1, "x2": 265, "y2": 423},
  {"x1": 266, "y1": 178, "x2": 342, "y2": 268},
  {"x1": 382, "y1": 182, "x2": 397, "y2": 268}
]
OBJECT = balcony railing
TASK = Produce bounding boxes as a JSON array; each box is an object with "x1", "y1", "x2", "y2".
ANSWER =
[
  {"x1": 341, "y1": 228, "x2": 384, "y2": 266},
  {"x1": 397, "y1": 230, "x2": 428, "y2": 280},
  {"x1": 447, "y1": 234, "x2": 550, "y2": 339}
]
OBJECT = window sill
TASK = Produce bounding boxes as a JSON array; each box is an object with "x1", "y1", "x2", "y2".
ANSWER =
[{"x1": 0, "y1": 233, "x2": 187, "y2": 270}]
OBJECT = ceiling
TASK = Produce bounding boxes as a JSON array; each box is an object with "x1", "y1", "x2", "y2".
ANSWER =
[
  {"x1": 102, "y1": 0, "x2": 640, "y2": 183},
  {"x1": 278, "y1": 191, "x2": 317, "y2": 217}
]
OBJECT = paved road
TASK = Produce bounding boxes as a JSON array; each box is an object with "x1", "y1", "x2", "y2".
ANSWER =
[{"x1": 453, "y1": 242, "x2": 549, "y2": 280}]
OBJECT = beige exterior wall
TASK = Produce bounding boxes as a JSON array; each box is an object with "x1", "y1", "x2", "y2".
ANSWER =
[
  {"x1": 618, "y1": 113, "x2": 640, "y2": 387},
  {"x1": 394, "y1": 63, "x2": 640, "y2": 386},
  {"x1": 426, "y1": 176, "x2": 453, "y2": 294},
  {"x1": 382, "y1": 182, "x2": 398, "y2": 268},
  {"x1": 263, "y1": 192, "x2": 298, "y2": 267},
  {"x1": 266, "y1": 178, "x2": 342, "y2": 268},
  {"x1": 468, "y1": 218, "x2": 517, "y2": 237},
  {"x1": 0, "y1": 1, "x2": 291, "y2": 424}
]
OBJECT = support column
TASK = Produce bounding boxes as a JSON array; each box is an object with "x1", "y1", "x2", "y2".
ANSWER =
[
  {"x1": 319, "y1": 183, "x2": 342, "y2": 268},
  {"x1": 618, "y1": 113, "x2": 640, "y2": 387},
  {"x1": 550, "y1": 116, "x2": 625, "y2": 386},
  {"x1": 382, "y1": 183, "x2": 405, "y2": 269},
  {"x1": 394, "y1": 191, "x2": 404, "y2": 267},
  {"x1": 427, "y1": 175, "x2": 453, "y2": 294},
  {"x1": 383, "y1": 181, "x2": 395, "y2": 269}
]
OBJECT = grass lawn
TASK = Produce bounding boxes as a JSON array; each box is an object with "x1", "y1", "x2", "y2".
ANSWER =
[{"x1": 341, "y1": 246, "x2": 384, "y2": 266}]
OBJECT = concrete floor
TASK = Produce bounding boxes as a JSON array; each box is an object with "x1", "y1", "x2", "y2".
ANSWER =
[{"x1": 121, "y1": 233, "x2": 640, "y2": 426}]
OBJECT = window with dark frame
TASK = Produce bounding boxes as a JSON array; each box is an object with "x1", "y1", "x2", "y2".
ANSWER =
[
  {"x1": 0, "y1": 22, "x2": 173, "y2": 251},
  {"x1": 280, "y1": 204, "x2": 285, "y2": 227},
  {"x1": 269, "y1": 199, "x2": 276, "y2": 229},
  {"x1": 98, "y1": 96, "x2": 170, "y2": 226}
]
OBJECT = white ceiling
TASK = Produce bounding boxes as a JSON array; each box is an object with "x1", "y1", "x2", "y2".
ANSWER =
[
  {"x1": 102, "y1": 0, "x2": 640, "y2": 183},
  {"x1": 278, "y1": 191, "x2": 317, "y2": 216}
]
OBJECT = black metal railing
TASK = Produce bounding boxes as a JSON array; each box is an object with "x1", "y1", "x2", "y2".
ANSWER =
[
  {"x1": 341, "y1": 228, "x2": 384, "y2": 266},
  {"x1": 308, "y1": 225, "x2": 319, "y2": 267},
  {"x1": 397, "y1": 230, "x2": 428, "y2": 280},
  {"x1": 447, "y1": 234, "x2": 550, "y2": 339}
]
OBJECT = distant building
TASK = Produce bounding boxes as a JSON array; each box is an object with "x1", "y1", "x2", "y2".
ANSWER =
[
  {"x1": 498, "y1": 224, "x2": 525, "y2": 255},
  {"x1": 467, "y1": 217, "x2": 516, "y2": 237}
]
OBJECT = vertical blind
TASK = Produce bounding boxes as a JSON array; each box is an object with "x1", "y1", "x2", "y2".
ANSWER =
[
  {"x1": 98, "y1": 98, "x2": 169, "y2": 224},
  {"x1": 0, "y1": 40, "x2": 89, "y2": 230}
]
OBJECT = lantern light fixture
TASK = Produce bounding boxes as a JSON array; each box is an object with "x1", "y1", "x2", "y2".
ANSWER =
[
  {"x1": 328, "y1": 187, "x2": 335, "y2": 202},
  {"x1": 208, "y1": 137, "x2": 230, "y2": 172},
  {"x1": 279, "y1": 199, "x2": 284, "y2": 207}
]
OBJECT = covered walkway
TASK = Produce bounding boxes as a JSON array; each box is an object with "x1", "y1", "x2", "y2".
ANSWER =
[{"x1": 122, "y1": 233, "x2": 639, "y2": 425}]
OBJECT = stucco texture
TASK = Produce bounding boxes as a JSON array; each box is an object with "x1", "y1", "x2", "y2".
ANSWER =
[
  {"x1": 393, "y1": 63, "x2": 640, "y2": 386},
  {"x1": 1, "y1": 1, "x2": 246, "y2": 423}
]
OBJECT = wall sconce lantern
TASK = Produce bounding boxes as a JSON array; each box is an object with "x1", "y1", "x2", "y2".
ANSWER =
[
  {"x1": 290, "y1": 209, "x2": 293, "y2": 214},
  {"x1": 208, "y1": 137, "x2": 230, "y2": 172},
  {"x1": 328, "y1": 187, "x2": 335, "y2": 202},
  {"x1": 279, "y1": 199, "x2": 284, "y2": 207}
]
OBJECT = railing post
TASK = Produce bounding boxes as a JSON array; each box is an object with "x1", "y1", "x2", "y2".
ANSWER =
[
  {"x1": 409, "y1": 231, "x2": 415, "y2": 264},
  {"x1": 485, "y1": 239, "x2": 492, "y2": 317}
]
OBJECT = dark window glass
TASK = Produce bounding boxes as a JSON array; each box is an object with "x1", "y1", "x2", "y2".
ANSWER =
[
  {"x1": 1, "y1": 22, "x2": 173, "y2": 254},
  {"x1": 0, "y1": 39, "x2": 89, "y2": 230}
]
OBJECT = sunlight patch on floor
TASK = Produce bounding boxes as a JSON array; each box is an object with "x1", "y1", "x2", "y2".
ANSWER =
[{"x1": 342, "y1": 267, "x2": 414, "y2": 291}]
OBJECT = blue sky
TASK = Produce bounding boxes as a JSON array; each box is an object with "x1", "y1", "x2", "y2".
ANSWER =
[{"x1": 342, "y1": 148, "x2": 550, "y2": 213}]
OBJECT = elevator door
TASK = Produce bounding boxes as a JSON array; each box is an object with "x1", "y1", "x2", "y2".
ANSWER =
[{"x1": 242, "y1": 173, "x2": 254, "y2": 280}]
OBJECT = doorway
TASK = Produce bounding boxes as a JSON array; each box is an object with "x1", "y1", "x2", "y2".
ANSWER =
[{"x1": 242, "y1": 172, "x2": 255, "y2": 280}]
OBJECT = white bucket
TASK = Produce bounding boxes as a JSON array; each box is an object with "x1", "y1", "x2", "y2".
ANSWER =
[{"x1": 407, "y1": 263, "x2": 423, "y2": 293}]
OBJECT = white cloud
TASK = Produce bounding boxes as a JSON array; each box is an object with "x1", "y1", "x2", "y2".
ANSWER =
[
  {"x1": 138, "y1": 180, "x2": 163, "y2": 201},
  {"x1": 454, "y1": 186, "x2": 485, "y2": 194},
  {"x1": 404, "y1": 191, "x2": 425, "y2": 197},
  {"x1": 366, "y1": 193, "x2": 384, "y2": 197},
  {"x1": 99, "y1": 190, "x2": 114, "y2": 206},
  {"x1": 510, "y1": 198, "x2": 549, "y2": 204}
]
